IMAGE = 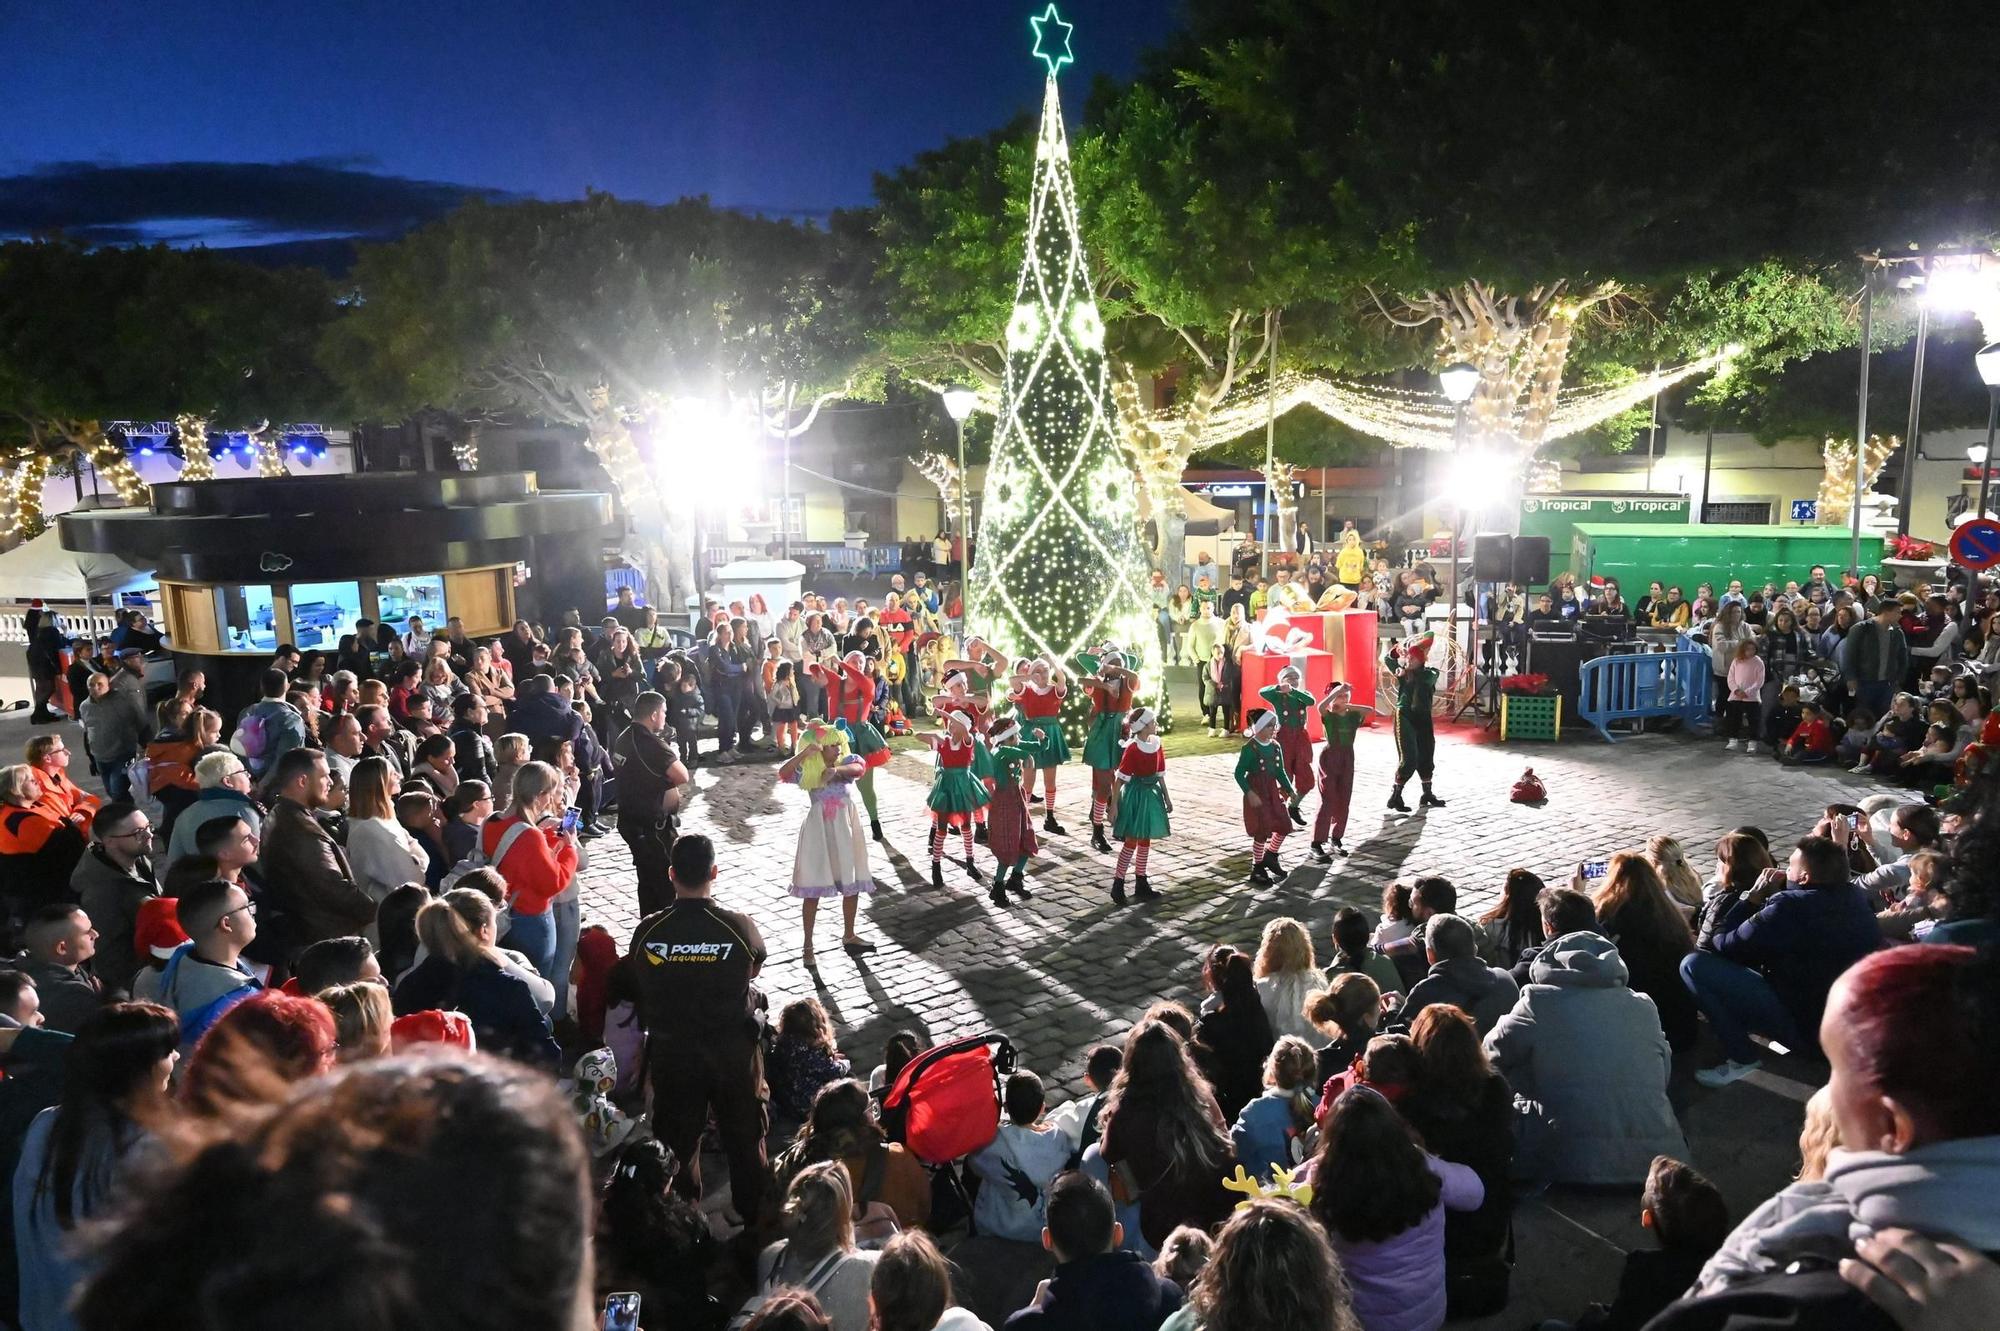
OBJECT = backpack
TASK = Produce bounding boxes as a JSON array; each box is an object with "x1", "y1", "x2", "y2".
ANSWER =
[
  {"x1": 126, "y1": 754, "x2": 161, "y2": 824},
  {"x1": 1510, "y1": 768, "x2": 1546, "y2": 804},
  {"x1": 232, "y1": 710, "x2": 270, "y2": 766},
  {"x1": 441, "y1": 818, "x2": 535, "y2": 891},
  {"x1": 852, "y1": 1142, "x2": 903, "y2": 1249},
  {"x1": 727, "y1": 1248, "x2": 846, "y2": 1331}
]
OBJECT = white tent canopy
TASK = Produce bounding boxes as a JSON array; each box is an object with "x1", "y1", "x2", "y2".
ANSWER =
[{"x1": 0, "y1": 530, "x2": 153, "y2": 600}]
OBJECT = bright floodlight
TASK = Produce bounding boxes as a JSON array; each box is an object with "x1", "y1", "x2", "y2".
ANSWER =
[
  {"x1": 1977, "y1": 341, "x2": 2000, "y2": 389},
  {"x1": 1438, "y1": 362, "x2": 1480, "y2": 404},
  {"x1": 1971, "y1": 443, "x2": 1991, "y2": 465},
  {"x1": 1445, "y1": 451, "x2": 1494, "y2": 511},
  {"x1": 1924, "y1": 262, "x2": 1990, "y2": 312},
  {"x1": 940, "y1": 385, "x2": 980, "y2": 422}
]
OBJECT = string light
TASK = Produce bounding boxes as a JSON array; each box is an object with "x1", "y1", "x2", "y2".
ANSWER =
[
  {"x1": 174, "y1": 414, "x2": 215, "y2": 481},
  {"x1": 914, "y1": 450, "x2": 961, "y2": 505},
  {"x1": 0, "y1": 454, "x2": 50, "y2": 539},
  {"x1": 78, "y1": 423, "x2": 150, "y2": 507},
  {"x1": 452, "y1": 422, "x2": 481, "y2": 471},
  {"x1": 968, "y1": 57, "x2": 1166, "y2": 731}
]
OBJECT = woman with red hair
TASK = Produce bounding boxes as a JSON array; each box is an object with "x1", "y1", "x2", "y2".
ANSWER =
[
  {"x1": 1656, "y1": 945, "x2": 2000, "y2": 1329},
  {"x1": 179, "y1": 991, "x2": 337, "y2": 1120}
]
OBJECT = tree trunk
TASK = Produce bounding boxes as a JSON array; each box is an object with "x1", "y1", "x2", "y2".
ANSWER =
[{"x1": 174, "y1": 414, "x2": 214, "y2": 481}]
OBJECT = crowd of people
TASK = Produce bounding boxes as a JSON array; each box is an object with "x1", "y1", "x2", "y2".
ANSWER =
[{"x1": 1, "y1": 557, "x2": 1997, "y2": 1331}]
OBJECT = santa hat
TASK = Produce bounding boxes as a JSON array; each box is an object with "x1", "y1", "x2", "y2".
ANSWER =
[
  {"x1": 133, "y1": 897, "x2": 189, "y2": 960},
  {"x1": 1126, "y1": 706, "x2": 1156, "y2": 734},
  {"x1": 944, "y1": 709, "x2": 973, "y2": 735},
  {"x1": 989, "y1": 717, "x2": 1022, "y2": 746},
  {"x1": 391, "y1": 1009, "x2": 477, "y2": 1053},
  {"x1": 842, "y1": 649, "x2": 866, "y2": 668},
  {"x1": 1277, "y1": 665, "x2": 1302, "y2": 687},
  {"x1": 1401, "y1": 633, "x2": 1435, "y2": 668},
  {"x1": 944, "y1": 670, "x2": 968, "y2": 691},
  {"x1": 1098, "y1": 650, "x2": 1126, "y2": 670},
  {"x1": 1324, "y1": 681, "x2": 1353, "y2": 704},
  {"x1": 1246, "y1": 710, "x2": 1279, "y2": 739}
]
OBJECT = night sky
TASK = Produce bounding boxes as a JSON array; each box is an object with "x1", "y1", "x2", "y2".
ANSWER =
[{"x1": 0, "y1": 0, "x2": 1170, "y2": 251}]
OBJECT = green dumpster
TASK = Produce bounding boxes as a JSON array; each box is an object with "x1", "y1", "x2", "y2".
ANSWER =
[{"x1": 1569, "y1": 524, "x2": 1886, "y2": 601}]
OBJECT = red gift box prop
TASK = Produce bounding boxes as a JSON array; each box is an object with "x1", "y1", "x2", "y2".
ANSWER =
[
  {"x1": 1254, "y1": 610, "x2": 1379, "y2": 712},
  {"x1": 1241, "y1": 647, "x2": 1336, "y2": 739}
]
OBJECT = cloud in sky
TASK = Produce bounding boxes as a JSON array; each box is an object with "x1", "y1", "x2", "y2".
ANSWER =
[{"x1": 0, "y1": 158, "x2": 512, "y2": 249}]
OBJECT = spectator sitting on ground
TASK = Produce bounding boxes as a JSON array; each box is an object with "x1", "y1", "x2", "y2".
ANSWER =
[
  {"x1": 1047, "y1": 1043, "x2": 1120, "y2": 1153},
  {"x1": 1391, "y1": 914, "x2": 1520, "y2": 1036},
  {"x1": 1657, "y1": 944, "x2": 2000, "y2": 1328},
  {"x1": 1250, "y1": 916, "x2": 1328, "y2": 1044},
  {"x1": 1484, "y1": 930, "x2": 1689, "y2": 1186},
  {"x1": 1329, "y1": 905, "x2": 1405, "y2": 995},
  {"x1": 1228, "y1": 1035, "x2": 1318, "y2": 1183},
  {"x1": 768, "y1": 996, "x2": 853, "y2": 1125},
  {"x1": 776, "y1": 1078, "x2": 932, "y2": 1234},
  {"x1": 871, "y1": 1229, "x2": 994, "y2": 1331},
  {"x1": 1191, "y1": 949, "x2": 1276, "y2": 1123},
  {"x1": 971, "y1": 1071, "x2": 1076, "y2": 1244},
  {"x1": 1852, "y1": 803, "x2": 1942, "y2": 904},
  {"x1": 1781, "y1": 701, "x2": 1837, "y2": 765},
  {"x1": 1000, "y1": 1171, "x2": 1184, "y2": 1331},
  {"x1": 1150, "y1": 1227, "x2": 1212, "y2": 1296},
  {"x1": 19, "y1": 905, "x2": 105, "y2": 1034},
  {"x1": 318, "y1": 980, "x2": 393, "y2": 1062},
  {"x1": 1156, "y1": 1199, "x2": 1361, "y2": 1331},
  {"x1": 1383, "y1": 876, "x2": 1458, "y2": 990},
  {"x1": 1477, "y1": 869, "x2": 1548, "y2": 971},
  {"x1": 1092, "y1": 1020, "x2": 1236, "y2": 1256},
  {"x1": 593, "y1": 1137, "x2": 720, "y2": 1330},
  {"x1": 1504, "y1": 879, "x2": 1600, "y2": 983},
  {"x1": 177, "y1": 989, "x2": 336, "y2": 1122},
  {"x1": 0, "y1": 968, "x2": 40, "y2": 1029},
  {"x1": 1305, "y1": 971, "x2": 1384, "y2": 1087},
  {"x1": 1401, "y1": 1006, "x2": 1516, "y2": 1318},
  {"x1": 1680, "y1": 833, "x2": 1881, "y2": 1087},
  {"x1": 1316, "y1": 1033, "x2": 1422, "y2": 1124},
  {"x1": 1301, "y1": 1084, "x2": 1483, "y2": 1331},
  {"x1": 1588, "y1": 852, "x2": 1699, "y2": 1054},
  {"x1": 746, "y1": 1161, "x2": 881, "y2": 1331},
  {"x1": 1559, "y1": 1155, "x2": 1731, "y2": 1331}
]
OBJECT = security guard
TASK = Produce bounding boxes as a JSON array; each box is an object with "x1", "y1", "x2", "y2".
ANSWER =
[
  {"x1": 611, "y1": 691, "x2": 688, "y2": 917},
  {"x1": 627, "y1": 834, "x2": 769, "y2": 1222}
]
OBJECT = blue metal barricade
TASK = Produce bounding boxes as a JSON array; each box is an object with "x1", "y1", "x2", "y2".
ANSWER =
[{"x1": 1578, "y1": 648, "x2": 1713, "y2": 743}]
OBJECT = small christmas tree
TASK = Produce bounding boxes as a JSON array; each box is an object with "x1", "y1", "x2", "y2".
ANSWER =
[{"x1": 968, "y1": 6, "x2": 1163, "y2": 729}]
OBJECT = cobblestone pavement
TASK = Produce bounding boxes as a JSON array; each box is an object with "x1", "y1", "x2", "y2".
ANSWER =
[{"x1": 574, "y1": 716, "x2": 1853, "y2": 1326}]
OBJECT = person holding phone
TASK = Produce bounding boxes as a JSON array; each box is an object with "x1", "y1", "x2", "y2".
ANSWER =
[{"x1": 480, "y1": 761, "x2": 580, "y2": 982}]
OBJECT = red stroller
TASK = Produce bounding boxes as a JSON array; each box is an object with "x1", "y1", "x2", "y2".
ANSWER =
[{"x1": 879, "y1": 1031, "x2": 1016, "y2": 1230}]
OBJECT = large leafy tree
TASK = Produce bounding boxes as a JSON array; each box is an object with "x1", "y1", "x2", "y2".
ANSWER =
[
  {"x1": 321, "y1": 194, "x2": 870, "y2": 599},
  {"x1": 0, "y1": 240, "x2": 339, "y2": 528}
]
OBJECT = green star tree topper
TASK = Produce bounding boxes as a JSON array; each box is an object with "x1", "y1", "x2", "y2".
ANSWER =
[{"x1": 970, "y1": 6, "x2": 1164, "y2": 719}]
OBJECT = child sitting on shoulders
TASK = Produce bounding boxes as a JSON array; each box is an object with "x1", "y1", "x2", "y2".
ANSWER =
[
  {"x1": 1231, "y1": 1036, "x2": 1320, "y2": 1182},
  {"x1": 767, "y1": 997, "x2": 852, "y2": 1124},
  {"x1": 968, "y1": 1071, "x2": 1076, "y2": 1243}
]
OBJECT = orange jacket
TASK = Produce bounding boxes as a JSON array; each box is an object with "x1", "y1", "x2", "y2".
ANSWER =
[{"x1": 30, "y1": 768, "x2": 100, "y2": 831}]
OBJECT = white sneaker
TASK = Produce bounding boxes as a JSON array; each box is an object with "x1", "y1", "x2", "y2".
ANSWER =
[
  {"x1": 1694, "y1": 1059, "x2": 1763, "y2": 1088},
  {"x1": 1850, "y1": 763, "x2": 1872, "y2": 774},
  {"x1": 1724, "y1": 739, "x2": 1740, "y2": 752},
  {"x1": 1746, "y1": 742, "x2": 1760, "y2": 755}
]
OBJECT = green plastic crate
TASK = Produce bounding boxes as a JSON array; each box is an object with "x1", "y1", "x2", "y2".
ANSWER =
[{"x1": 1501, "y1": 693, "x2": 1562, "y2": 741}]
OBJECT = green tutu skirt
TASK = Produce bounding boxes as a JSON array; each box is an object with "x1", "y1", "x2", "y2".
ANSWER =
[
  {"x1": 1112, "y1": 774, "x2": 1170, "y2": 841},
  {"x1": 927, "y1": 767, "x2": 992, "y2": 815},
  {"x1": 971, "y1": 735, "x2": 996, "y2": 781},
  {"x1": 840, "y1": 719, "x2": 890, "y2": 770},
  {"x1": 1082, "y1": 711, "x2": 1124, "y2": 770},
  {"x1": 1020, "y1": 715, "x2": 1071, "y2": 766}
]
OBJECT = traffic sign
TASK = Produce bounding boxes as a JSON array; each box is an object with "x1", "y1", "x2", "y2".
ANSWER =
[{"x1": 1950, "y1": 518, "x2": 2000, "y2": 571}]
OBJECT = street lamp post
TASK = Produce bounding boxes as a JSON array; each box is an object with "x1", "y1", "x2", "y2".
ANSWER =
[
  {"x1": 941, "y1": 386, "x2": 980, "y2": 639},
  {"x1": 1438, "y1": 363, "x2": 1479, "y2": 653},
  {"x1": 1977, "y1": 343, "x2": 2000, "y2": 521}
]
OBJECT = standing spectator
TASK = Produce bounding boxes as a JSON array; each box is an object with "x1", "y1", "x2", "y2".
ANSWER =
[
  {"x1": 1251, "y1": 917, "x2": 1327, "y2": 1043},
  {"x1": 1706, "y1": 603, "x2": 1756, "y2": 719},
  {"x1": 259, "y1": 748, "x2": 376, "y2": 949},
  {"x1": 612, "y1": 691, "x2": 687, "y2": 918},
  {"x1": 78, "y1": 671, "x2": 144, "y2": 803},
  {"x1": 392, "y1": 888, "x2": 559, "y2": 1069},
  {"x1": 1843, "y1": 599, "x2": 1910, "y2": 717},
  {"x1": 1392, "y1": 915, "x2": 1520, "y2": 1037},
  {"x1": 446, "y1": 694, "x2": 496, "y2": 786},
  {"x1": 1000, "y1": 1172, "x2": 1185, "y2": 1331},
  {"x1": 743, "y1": 1163, "x2": 880, "y2": 1331},
  {"x1": 480, "y1": 761, "x2": 579, "y2": 984},
  {"x1": 626, "y1": 834, "x2": 770, "y2": 1225},
  {"x1": 1590, "y1": 853, "x2": 1699, "y2": 1054},
  {"x1": 1721, "y1": 638, "x2": 1766, "y2": 753},
  {"x1": 970, "y1": 1071, "x2": 1075, "y2": 1243},
  {"x1": 234, "y1": 668, "x2": 308, "y2": 781},
  {"x1": 25, "y1": 617, "x2": 68, "y2": 725},
  {"x1": 1681, "y1": 834, "x2": 1881, "y2": 1087},
  {"x1": 1760, "y1": 606, "x2": 1815, "y2": 735},
  {"x1": 1094, "y1": 1020, "x2": 1236, "y2": 1255},
  {"x1": 1401, "y1": 1006, "x2": 1516, "y2": 1317},
  {"x1": 1484, "y1": 931, "x2": 1689, "y2": 1185},
  {"x1": 161, "y1": 751, "x2": 260, "y2": 872},
  {"x1": 133, "y1": 879, "x2": 263, "y2": 1050},
  {"x1": 12, "y1": 1002, "x2": 179, "y2": 1331},
  {"x1": 19, "y1": 906, "x2": 105, "y2": 1034},
  {"x1": 1303, "y1": 1085, "x2": 1484, "y2": 1331},
  {"x1": 1, "y1": 766, "x2": 89, "y2": 919}
]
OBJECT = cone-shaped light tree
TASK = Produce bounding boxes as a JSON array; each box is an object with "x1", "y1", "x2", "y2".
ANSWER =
[{"x1": 969, "y1": 7, "x2": 1164, "y2": 725}]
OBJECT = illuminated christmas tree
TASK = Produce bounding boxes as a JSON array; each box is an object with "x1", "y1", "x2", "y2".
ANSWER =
[{"x1": 969, "y1": 6, "x2": 1164, "y2": 725}]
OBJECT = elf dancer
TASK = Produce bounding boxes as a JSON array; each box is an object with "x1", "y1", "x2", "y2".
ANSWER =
[
  {"x1": 983, "y1": 716, "x2": 1040, "y2": 906},
  {"x1": 808, "y1": 650, "x2": 892, "y2": 839},
  {"x1": 1076, "y1": 648, "x2": 1140, "y2": 854},
  {"x1": 931, "y1": 667, "x2": 995, "y2": 844},
  {"x1": 1310, "y1": 683, "x2": 1364, "y2": 860},
  {"x1": 776, "y1": 720, "x2": 878, "y2": 965},
  {"x1": 1109, "y1": 707, "x2": 1171, "y2": 906},
  {"x1": 1236, "y1": 710, "x2": 1296, "y2": 884},
  {"x1": 1387, "y1": 632, "x2": 1446, "y2": 812},
  {"x1": 1258, "y1": 665, "x2": 1317, "y2": 827},
  {"x1": 923, "y1": 710, "x2": 991, "y2": 890},
  {"x1": 1007, "y1": 655, "x2": 1070, "y2": 833}
]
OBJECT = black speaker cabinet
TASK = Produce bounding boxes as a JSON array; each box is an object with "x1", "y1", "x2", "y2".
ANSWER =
[
  {"x1": 1471, "y1": 533, "x2": 1513, "y2": 582},
  {"x1": 1511, "y1": 535, "x2": 1552, "y2": 585}
]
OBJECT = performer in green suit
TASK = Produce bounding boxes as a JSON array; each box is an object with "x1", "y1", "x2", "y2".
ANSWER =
[{"x1": 1387, "y1": 633, "x2": 1445, "y2": 813}]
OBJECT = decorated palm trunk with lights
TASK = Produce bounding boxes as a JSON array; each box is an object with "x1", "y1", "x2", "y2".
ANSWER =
[{"x1": 969, "y1": 27, "x2": 1165, "y2": 736}]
